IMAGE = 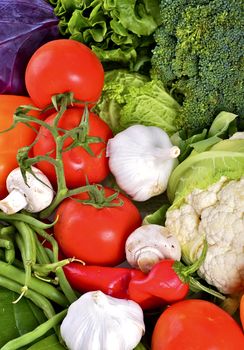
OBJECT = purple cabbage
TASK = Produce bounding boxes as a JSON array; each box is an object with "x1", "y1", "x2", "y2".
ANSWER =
[{"x1": 0, "y1": 0, "x2": 60, "y2": 95}]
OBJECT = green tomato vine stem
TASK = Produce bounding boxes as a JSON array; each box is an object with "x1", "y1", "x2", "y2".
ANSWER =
[{"x1": 8, "y1": 92, "x2": 122, "y2": 219}]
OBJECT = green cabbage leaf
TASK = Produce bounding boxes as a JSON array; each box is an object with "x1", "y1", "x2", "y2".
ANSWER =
[
  {"x1": 95, "y1": 69, "x2": 180, "y2": 135},
  {"x1": 167, "y1": 138, "x2": 244, "y2": 208}
]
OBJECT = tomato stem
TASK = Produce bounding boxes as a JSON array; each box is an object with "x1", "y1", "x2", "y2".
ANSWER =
[
  {"x1": 73, "y1": 184, "x2": 124, "y2": 209},
  {"x1": 9, "y1": 92, "x2": 121, "y2": 218}
]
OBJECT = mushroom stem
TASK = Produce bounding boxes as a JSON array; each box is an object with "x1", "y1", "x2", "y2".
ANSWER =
[
  {"x1": 137, "y1": 249, "x2": 164, "y2": 273},
  {"x1": 0, "y1": 167, "x2": 54, "y2": 215},
  {"x1": 125, "y1": 224, "x2": 182, "y2": 273},
  {"x1": 0, "y1": 189, "x2": 28, "y2": 214}
]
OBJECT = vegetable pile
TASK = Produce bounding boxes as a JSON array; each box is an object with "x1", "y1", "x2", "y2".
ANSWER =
[{"x1": 0, "y1": 1, "x2": 244, "y2": 349}]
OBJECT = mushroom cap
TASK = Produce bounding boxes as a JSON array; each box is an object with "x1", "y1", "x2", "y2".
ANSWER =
[
  {"x1": 6, "y1": 166, "x2": 54, "y2": 213},
  {"x1": 125, "y1": 224, "x2": 181, "y2": 272}
]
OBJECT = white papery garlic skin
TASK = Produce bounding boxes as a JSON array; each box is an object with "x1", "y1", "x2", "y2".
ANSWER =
[
  {"x1": 60, "y1": 290, "x2": 145, "y2": 350},
  {"x1": 106, "y1": 125, "x2": 180, "y2": 201}
]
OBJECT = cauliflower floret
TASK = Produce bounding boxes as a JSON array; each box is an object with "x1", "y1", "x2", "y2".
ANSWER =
[
  {"x1": 200, "y1": 204, "x2": 244, "y2": 249},
  {"x1": 186, "y1": 176, "x2": 227, "y2": 215},
  {"x1": 197, "y1": 246, "x2": 244, "y2": 294},
  {"x1": 164, "y1": 204, "x2": 199, "y2": 245},
  {"x1": 165, "y1": 178, "x2": 244, "y2": 294},
  {"x1": 217, "y1": 178, "x2": 244, "y2": 212}
]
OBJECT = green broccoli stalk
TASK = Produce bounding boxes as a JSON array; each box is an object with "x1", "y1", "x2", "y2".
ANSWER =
[{"x1": 151, "y1": 0, "x2": 244, "y2": 134}]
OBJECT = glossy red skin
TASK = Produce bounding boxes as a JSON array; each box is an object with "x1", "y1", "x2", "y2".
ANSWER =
[
  {"x1": 240, "y1": 294, "x2": 244, "y2": 331},
  {"x1": 0, "y1": 95, "x2": 39, "y2": 198},
  {"x1": 54, "y1": 188, "x2": 142, "y2": 266},
  {"x1": 25, "y1": 39, "x2": 104, "y2": 108},
  {"x1": 63, "y1": 259, "x2": 189, "y2": 310},
  {"x1": 152, "y1": 299, "x2": 244, "y2": 350},
  {"x1": 128, "y1": 260, "x2": 189, "y2": 310},
  {"x1": 33, "y1": 108, "x2": 113, "y2": 188},
  {"x1": 63, "y1": 263, "x2": 142, "y2": 300}
]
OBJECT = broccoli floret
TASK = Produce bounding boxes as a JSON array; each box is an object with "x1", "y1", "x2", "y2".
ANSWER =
[{"x1": 152, "y1": 0, "x2": 244, "y2": 134}]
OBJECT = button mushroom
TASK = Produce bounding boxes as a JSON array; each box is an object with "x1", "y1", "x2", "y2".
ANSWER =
[
  {"x1": 0, "y1": 166, "x2": 54, "y2": 214},
  {"x1": 125, "y1": 224, "x2": 181, "y2": 273}
]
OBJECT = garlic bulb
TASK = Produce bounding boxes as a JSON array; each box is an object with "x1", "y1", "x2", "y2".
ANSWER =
[
  {"x1": 60, "y1": 290, "x2": 145, "y2": 350},
  {"x1": 126, "y1": 224, "x2": 181, "y2": 273},
  {"x1": 106, "y1": 125, "x2": 180, "y2": 201}
]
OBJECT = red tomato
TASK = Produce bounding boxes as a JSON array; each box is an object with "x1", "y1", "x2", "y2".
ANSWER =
[
  {"x1": 33, "y1": 107, "x2": 112, "y2": 188},
  {"x1": 0, "y1": 95, "x2": 39, "y2": 198},
  {"x1": 240, "y1": 293, "x2": 244, "y2": 331},
  {"x1": 25, "y1": 39, "x2": 104, "y2": 108},
  {"x1": 54, "y1": 187, "x2": 142, "y2": 266},
  {"x1": 152, "y1": 299, "x2": 244, "y2": 350}
]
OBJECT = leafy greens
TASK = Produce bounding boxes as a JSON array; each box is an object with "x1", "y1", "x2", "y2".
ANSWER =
[
  {"x1": 49, "y1": 0, "x2": 161, "y2": 72},
  {"x1": 95, "y1": 69, "x2": 180, "y2": 135},
  {"x1": 167, "y1": 138, "x2": 244, "y2": 208}
]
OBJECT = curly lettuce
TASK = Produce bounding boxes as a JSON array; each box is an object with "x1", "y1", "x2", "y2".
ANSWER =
[{"x1": 49, "y1": 0, "x2": 161, "y2": 71}]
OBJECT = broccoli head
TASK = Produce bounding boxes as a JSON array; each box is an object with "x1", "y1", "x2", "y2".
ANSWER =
[{"x1": 152, "y1": 0, "x2": 244, "y2": 134}]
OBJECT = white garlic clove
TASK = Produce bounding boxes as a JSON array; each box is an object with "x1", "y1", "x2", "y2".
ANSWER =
[
  {"x1": 106, "y1": 125, "x2": 180, "y2": 201},
  {"x1": 126, "y1": 224, "x2": 181, "y2": 273},
  {"x1": 60, "y1": 290, "x2": 145, "y2": 350}
]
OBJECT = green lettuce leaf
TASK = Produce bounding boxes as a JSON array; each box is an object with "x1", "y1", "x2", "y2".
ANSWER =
[
  {"x1": 95, "y1": 69, "x2": 149, "y2": 133},
  {"x1": 171, "y1": 111, "x2": 238, "y2": 162},
  {"x1": 108, "y1": 0, "x2": 161, "y2": 36},
  {"x1": 208, "y1": 111, "x2": 238, "y2": 138},
  {"x1": 120, "y1": 79, "x2": 180, "y2": 135},
  {"x1": 49, "y1": 0, "x2": 161, "y2": 71},
  {"x1": 95, "y1": 70, "x2": 180, "y2": 135}
]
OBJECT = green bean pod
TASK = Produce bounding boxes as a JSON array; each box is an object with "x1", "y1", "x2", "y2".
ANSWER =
[
  {"x1": 0, "y1": 275, "x2": 56, "y2": 319},
  {"x1": 0, "y1": 212, "x2": 57, "y2": 229},
  {"x1": 32, "y1": 229, "x2": 51, "y2": 265},
  {"x1": 0, "y1": 225, "x2": 16, "y2": 236},
  {"x1": 33, "y1": 258, "x2": 74, "y2": 277},
  {"x1": 15, "y1": 230, "x2": 34, "y2": 294},
  {"x1": 0, "y1": 238, "x2": 15, "y2": 264},
  {"x1": 32, "y1": 226, "x2": 78, "y2": 303},
  {"x1": 0, "y1": 261, "x2": 68, "y2": 307}
]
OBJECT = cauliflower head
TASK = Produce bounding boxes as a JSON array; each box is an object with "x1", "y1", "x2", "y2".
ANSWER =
[{"x1": 165, "y1": 177, "x2": 244, "y2": 294}]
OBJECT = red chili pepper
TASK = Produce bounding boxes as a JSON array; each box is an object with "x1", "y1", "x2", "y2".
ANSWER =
[
  {"x1": 63, "y1": 242, "x2": 224, "y2": 310},
  {"x1": 63, "y1": 263, "x2": 143, "y2": 300},
  {"x1": 63, "y1": 261, "x2": 172, "y2": 309},
  {"x1": 63, "y1": 260, "x2": 190, "y2": 310},
  {"x1": 128, "y1": 259, "x2": 189, "y2": 309}
]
